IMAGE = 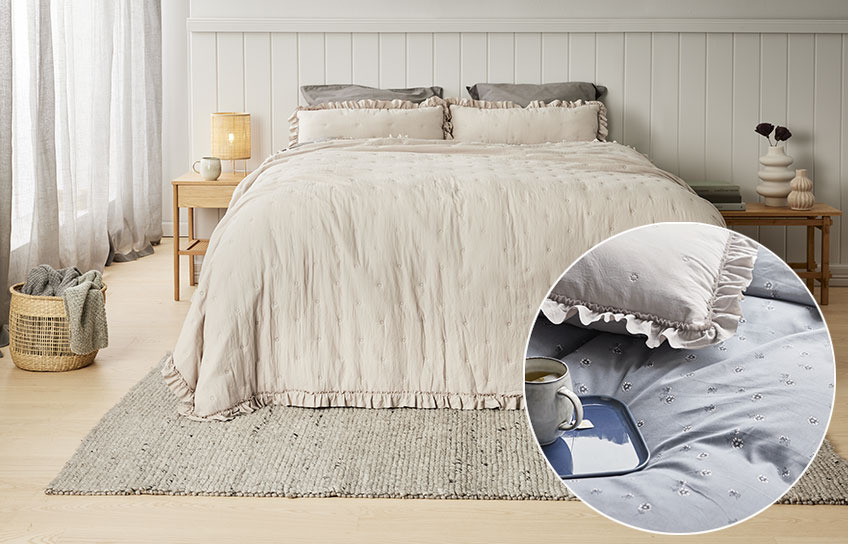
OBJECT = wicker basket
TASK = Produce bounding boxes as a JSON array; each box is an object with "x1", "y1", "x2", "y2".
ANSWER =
[{"x1": 8, "y1": 282, "x2": 107, "y2": 372}]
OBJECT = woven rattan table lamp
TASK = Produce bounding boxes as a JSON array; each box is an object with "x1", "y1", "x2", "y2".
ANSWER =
[{"x1": 211, "y1": 112, "x2": 251, "y2": 173}]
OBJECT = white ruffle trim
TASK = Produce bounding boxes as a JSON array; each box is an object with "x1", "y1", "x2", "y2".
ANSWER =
[
  {"x1": 540, "y1": 234, "x2": 759, "y2": 350},
  {"x1": 161, "y1": 353, "x2": 523, "y2": 422}
]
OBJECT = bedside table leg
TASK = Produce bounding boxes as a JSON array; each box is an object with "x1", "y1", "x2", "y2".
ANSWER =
[
  {"x1": 188, "y1": 207, "x2": 196, "y2": 286},
  {"x1": 821, "y1": 219, "x2": 831, "y2": 305},
  {"x1": 173, "y1": 185, "x2": 180, "y2": 301},
  {"x1": 806, "y1": 225, "x2": 815, "y2": 292}
]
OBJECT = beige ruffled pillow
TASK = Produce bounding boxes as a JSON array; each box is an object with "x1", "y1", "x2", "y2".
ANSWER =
[
  {"x1": 540, "y1": 223, "x2": 759, "y2": 349},
  {"x1": 288, "y1": 97, "x2": 449, "y2": 147},
  {"x1": 447, "y1": 98, "x2": 608, "y2": 144}
]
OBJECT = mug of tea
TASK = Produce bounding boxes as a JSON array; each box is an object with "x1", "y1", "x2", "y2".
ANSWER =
[
  {"x1": 192, "y1": 157, "x2": 222, "y2": 181},
  {"x1": 525, "y1": 357, "x2": 584, "y2": 446}
]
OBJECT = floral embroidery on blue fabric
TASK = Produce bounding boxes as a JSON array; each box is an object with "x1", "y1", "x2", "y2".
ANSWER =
[{"x1": 728, "y1": 430, "x2": 745, "y2": 449}]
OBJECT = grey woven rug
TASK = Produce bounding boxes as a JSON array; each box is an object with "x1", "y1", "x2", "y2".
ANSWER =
[{"x1": 47, "y1": 360, "x2": 848, "y2": 504}]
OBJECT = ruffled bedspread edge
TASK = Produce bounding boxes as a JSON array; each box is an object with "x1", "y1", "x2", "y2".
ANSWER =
[{"x1": 161, "y1": 353, "x2": 524, "y2": 422}]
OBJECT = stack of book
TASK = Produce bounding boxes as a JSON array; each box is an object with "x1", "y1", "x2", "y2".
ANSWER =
[{"x1": 687, "y1": 182, "x2": 746, "y2": 211}]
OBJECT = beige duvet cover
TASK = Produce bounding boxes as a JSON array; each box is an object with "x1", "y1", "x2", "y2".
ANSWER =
[{"x1": 163, "y1": 138, "x2": 723, "y2": 420}]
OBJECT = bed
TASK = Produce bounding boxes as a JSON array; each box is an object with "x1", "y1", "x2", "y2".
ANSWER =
[
  {"x1": 163, "y1": 135, "x2": 723, "y2": 420},
  {"x1": 527, "y1": 246, "x2": 834, "y2": 533}
]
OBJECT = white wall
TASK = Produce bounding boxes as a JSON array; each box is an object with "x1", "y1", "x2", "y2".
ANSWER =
[{"x1": 163, "y1": 2, "x2": 848, "y2": 279}]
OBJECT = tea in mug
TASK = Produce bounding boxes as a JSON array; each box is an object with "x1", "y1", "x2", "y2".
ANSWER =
[{"x1": 525, "y1": 370, "x2": 563, "y2": 383}]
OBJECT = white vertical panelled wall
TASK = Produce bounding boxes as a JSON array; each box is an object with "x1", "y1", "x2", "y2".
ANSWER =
[{"x1": 187, "y1": 29, "x2": 848, "y2": 280}]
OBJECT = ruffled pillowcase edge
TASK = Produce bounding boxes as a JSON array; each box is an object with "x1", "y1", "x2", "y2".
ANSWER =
[{"x1": 540, "y1": 233, "x2": 760, "y2": 350}]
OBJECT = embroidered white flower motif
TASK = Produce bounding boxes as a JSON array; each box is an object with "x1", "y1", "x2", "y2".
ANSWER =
[
  {"x1": 753, "y1": 414, "x2": 765, "y2": 421},
  {"x1": 590, "y1": 488, "x2": 602, "y2": 495},
  {"x1": 697, "y1": 452, "x2": 709, "y2": 460},
  {"x1": 705, "y1": 404, "x2": 716, "y2": 413},
  {"x1": 638, "y1": 502, "x2": 652, "y2": 513},
  {"x1": 734, "y1": 367, "x2": 744, "y2": 373},
  {"x1": 779, "y1": 435, "x2": 791, "y2": 446},
  {"x1": 580, "y1": 357, "x2": 591, "y2": 367},
  {"x1": 610, "y1": 344, "x2": 623, "y2": 355},
  {"x1": 682, "y1": 425, "x2": 692, "y2": 432},
  {"x1": 729, "y1": 430, "x2": 744, "y2": 449},
  {"x1": 809, "y1": 416, "x2": 819, "y2": 425},
  {"x1": 629, "y1": 273, "x2": 639, "y2": 281},
  {"x1": 621, "y1": 381, "x2": 632, "y2": 392},
  {"x1": 764, "y1": 281, "x2": 774, "y2": 289},
  {"x1": 685, "y1": 354, "x2": 696, "y2": 360},
  {"x1": 781, "y1": 467, "x2": 791, "y2": 478},
  {"x1": 758, "y1": 474, "x2": 769, "y2": 483},
  {"x1": 752, "y1": 393, "x2": 763, "y2": 401},
  {"x1": 754, "y1": 352, "x2": 765, "y2": 359},
  {"x1": 729, "y1": 489, "x2": 741, "y2": 498},
  {"x1": 700, "y1": 469, "x2": 712, "y2": 477},
  {"x1": 675, "y1": 481, "x2": 691, "y2": 496},
  {"x1": 637, "y1": 419, "x2": 644, "y2": 428},
  {"x1": 707, "y1": 386, "x2": 718, "y2": 394},
  {"x1": 664, "y1": 395, "x2": 675, "y2": 404}
]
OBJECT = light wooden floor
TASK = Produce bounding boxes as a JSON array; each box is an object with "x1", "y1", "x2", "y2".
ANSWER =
[{"x1": 1, "y1": 237, "x2": 847, "y2": 543}]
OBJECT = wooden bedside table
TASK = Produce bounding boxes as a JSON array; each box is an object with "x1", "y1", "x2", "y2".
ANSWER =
[
  {"x1": 721, "y1": 203, "x2": 842, "y2": 305},
  {"x1": 171, "y1": 172, "x2": 247, "y2": 301}
]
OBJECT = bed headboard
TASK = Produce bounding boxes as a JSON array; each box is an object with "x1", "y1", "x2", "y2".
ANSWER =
[{"x1": 176, "y1": 11, "x2": 848, "y2": 274}]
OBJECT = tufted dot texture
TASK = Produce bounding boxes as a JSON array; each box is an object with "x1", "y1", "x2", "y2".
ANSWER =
[{"x1": 165, "y1": 138, "x2": 724, "y2": 420}]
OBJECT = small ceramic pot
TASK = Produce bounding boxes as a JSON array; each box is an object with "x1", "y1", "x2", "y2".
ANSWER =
[{"x1": 788, "y1": 169, "x2": 815, "y2": 211}]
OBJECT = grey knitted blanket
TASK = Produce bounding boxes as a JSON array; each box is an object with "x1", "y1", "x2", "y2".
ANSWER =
[
  {"x1": 22, "y1": 265, "x2": 108, "y2": 355},
  {"x1": 21, "y1": 264, "x2": 81, "y2": 296}
]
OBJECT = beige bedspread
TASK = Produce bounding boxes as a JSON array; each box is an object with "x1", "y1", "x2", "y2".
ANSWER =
[{"x1": 164, "y1": 138, "x2": 723, "y2": 420}]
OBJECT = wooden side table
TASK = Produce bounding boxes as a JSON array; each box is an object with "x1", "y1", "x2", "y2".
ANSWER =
[
  {"x1": 171, "y1": 172, "x2": 246, "y2": 301},
  {"x1": 721, "y1": 203, "x2": 842, "y2": 305}
]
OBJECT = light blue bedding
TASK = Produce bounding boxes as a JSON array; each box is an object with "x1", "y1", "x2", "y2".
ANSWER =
[{"x1": 527, "y1": 248, "x2": 835, "y2": 533}]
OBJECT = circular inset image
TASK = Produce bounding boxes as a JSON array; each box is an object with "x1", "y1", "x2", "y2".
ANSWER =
[{"x1": 524, "y1": 222, "x2": 835, "y2": 534}]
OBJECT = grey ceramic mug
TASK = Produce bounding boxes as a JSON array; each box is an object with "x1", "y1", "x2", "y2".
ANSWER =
[{"x1": 525, "y1": 357, "x2": 584, "y2": 446}]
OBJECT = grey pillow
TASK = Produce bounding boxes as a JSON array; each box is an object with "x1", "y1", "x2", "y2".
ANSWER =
[
  {"x1": 300, "y1": 84, "x2": 443, "y2": 105},
  {"x1": 466, "y1": 82, "x2": 607, "y2": 107}
]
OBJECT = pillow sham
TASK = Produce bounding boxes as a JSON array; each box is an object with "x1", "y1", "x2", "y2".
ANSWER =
[
  {"x1": 466, "y1": 82, "x2": 606, "y2": 106},
  {"x1": 301, "y1": 84, "x2": 443, "y2": 105},
  {"x1": 448, "y1": 99, "x2": 607, "y2": 144},
  {"x1": 540, "y1": 223, "x2": 759, "y2": 349},
  {"x1": 288, "y1": 98, "x2": 447, "y2": 147}
]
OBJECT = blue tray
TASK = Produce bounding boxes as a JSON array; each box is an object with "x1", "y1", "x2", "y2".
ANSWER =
[{"x1": 541, "y1": 395, "x2": 650, "y2": 479}]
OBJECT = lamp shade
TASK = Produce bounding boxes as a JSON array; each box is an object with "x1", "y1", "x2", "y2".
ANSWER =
[{"x1": 211, "y1": 112, "x2": 251, "y2": 160}]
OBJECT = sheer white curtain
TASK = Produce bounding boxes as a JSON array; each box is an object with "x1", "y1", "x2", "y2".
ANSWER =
[{"x1": 0, "y1": 0, "x2": 161, "y2": 346}]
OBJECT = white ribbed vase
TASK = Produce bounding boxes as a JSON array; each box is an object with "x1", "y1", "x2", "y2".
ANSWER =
[
  {"x1": 788, "y1": 168, "x2": 815, "y2": 211},
  {"x1": 757, "y1": 145, "x2": 794, "y2": 207}
]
